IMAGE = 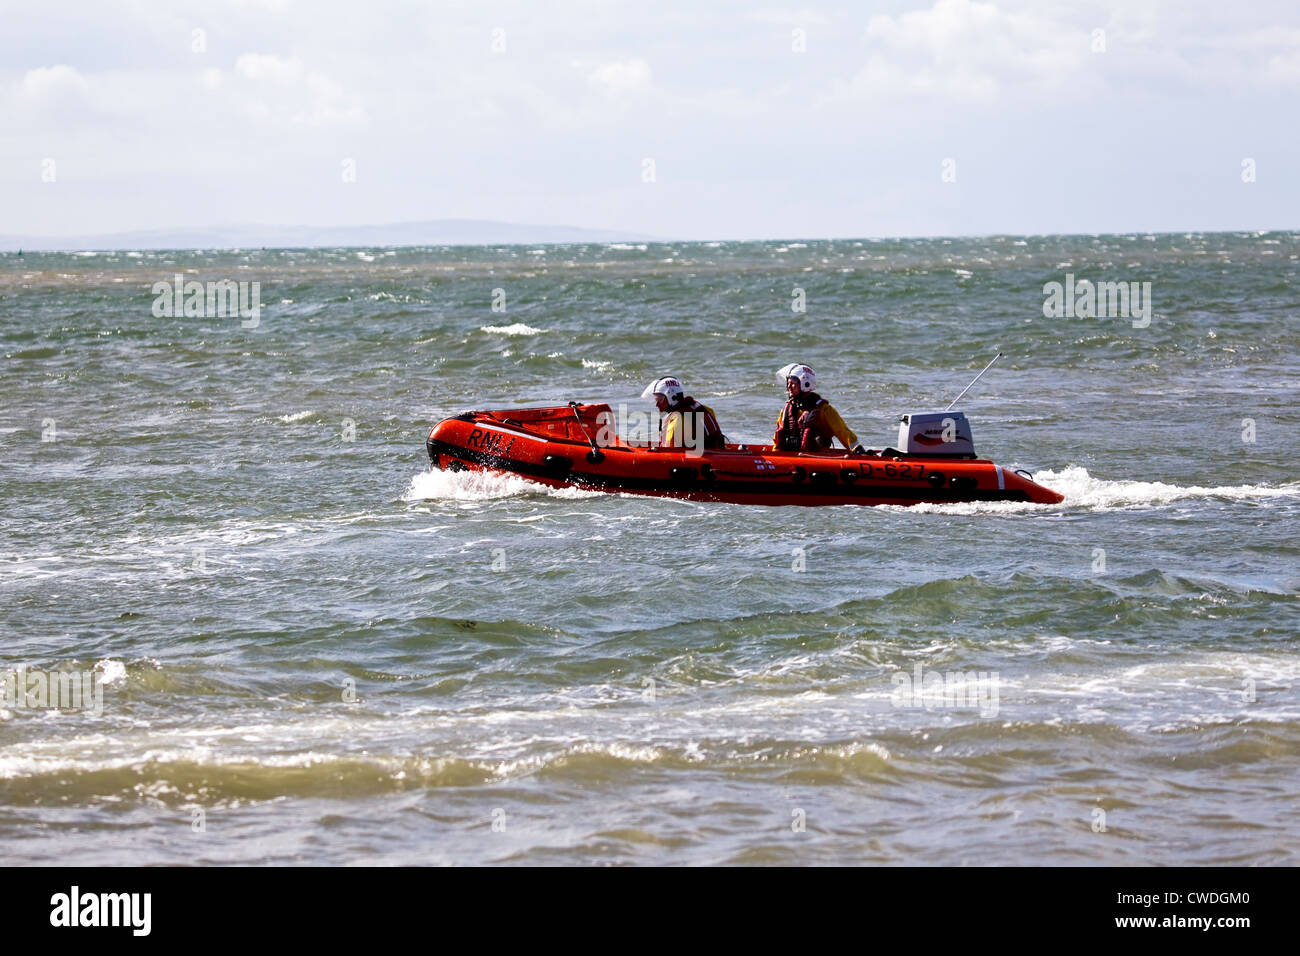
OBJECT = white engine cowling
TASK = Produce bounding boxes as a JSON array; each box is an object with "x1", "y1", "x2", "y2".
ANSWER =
[{"x1": 898, "y1": 412, "x2": 976, "y2": 457}]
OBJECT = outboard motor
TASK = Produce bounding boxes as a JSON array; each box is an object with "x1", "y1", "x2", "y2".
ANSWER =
[{"x1": 897, "y1": 412, "x2": 976, "y2": 458}]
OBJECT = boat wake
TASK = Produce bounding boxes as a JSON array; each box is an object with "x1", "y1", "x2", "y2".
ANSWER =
[
  {"x1": 403, "y1": 468, "x2": 598, "y2": 503},
  {"x1": 1036, "y1": 466, "x2": 1300, "y2": 510},
  {"x1": 402, "y1": 465, "x2": 1300, "y2": 512},
  {"x1": 897, "y1": 466, "x2": 1300, "y2": 515}
]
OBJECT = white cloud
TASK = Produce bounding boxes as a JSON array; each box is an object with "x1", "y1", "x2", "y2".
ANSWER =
[
  {"x1": 752, "y1": 8, "x2": 833, "y2": 26},
  {"x1": 17, "y1": 64, "x2": 89, "y2": 101},
  {"x1": 842, "y1": 0, "x2": 1300, "y2": 106},
  {"x1": 1264, "y1": 48, "x2": 1300, "y2": 86},
  {"x1": 1215, "y1": 27, "x2": 1300, "y2": 88},
  {"x1": 850, "y1": 0, "x2": 1088, "y2": 103},
  {"x1": 587, "y1": 59, "x2": 653, "y2": 97},
  {"x1": 232, "y1": 53, "x2": 363, "y2": 126},
  {"x1": 3, "y1": 0, "x2": 1298, "y2": 238},
  {"x1": 234, "y1": 53, "x2": 306, "y2": 84},
  {"x1": 9, "y1": 63, "x2": 138, "y2": 121}
]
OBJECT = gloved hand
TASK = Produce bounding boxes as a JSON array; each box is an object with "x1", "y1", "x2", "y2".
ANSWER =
[{"x1": 850, "y1": 443, "x2": 867, "y2": 455}]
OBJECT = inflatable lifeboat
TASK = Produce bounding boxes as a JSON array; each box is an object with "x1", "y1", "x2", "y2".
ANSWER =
[{"x1": 424, "y1": 403, "x2": 1064, "y2": 507}]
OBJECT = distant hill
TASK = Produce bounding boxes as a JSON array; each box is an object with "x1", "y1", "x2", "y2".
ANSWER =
[{"x1": 0, "y1": 219, "x2": 660, "y2": 252}]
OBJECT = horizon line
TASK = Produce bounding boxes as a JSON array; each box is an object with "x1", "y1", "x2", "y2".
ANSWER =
[{"x1": 2, "y1": 220, "x2": 1296, "y2": 255}]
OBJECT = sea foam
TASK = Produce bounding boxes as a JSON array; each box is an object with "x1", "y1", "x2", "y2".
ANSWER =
[
  {"x1": 403, "y1": 469, "x2": 599, "y2": 502},
  {"x1": 895, "y1": 467, "x2": 1300, "y2": 515},
  {"x1": 480, "y1": 323, "x2": 544, "y2": 336}
]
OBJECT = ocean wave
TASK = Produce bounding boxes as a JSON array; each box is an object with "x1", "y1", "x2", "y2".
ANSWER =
[
  {"x1": 0, "y1": 738, "x2": 899, "y2": 804},
  {"x1": 480, "y1": 323, "x2": 544, "y2": 336},
  {"x1": 276, "y1": 410, "x2": 316, "y2": 423},
  {"x1": 96, "y1": 660, "x2": 128, "y2": 685}
]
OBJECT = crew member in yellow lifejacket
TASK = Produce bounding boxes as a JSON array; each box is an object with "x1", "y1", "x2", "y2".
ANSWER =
[
  {"x1": 641, "y1": 376, "x2": 726, "y2": 450},
  {"x1": 773, "y1": 363, "x2": 866, "y2": 453}
]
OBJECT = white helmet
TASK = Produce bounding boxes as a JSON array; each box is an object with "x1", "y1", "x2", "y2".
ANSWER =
[
  {"x1": 777, "y1": 363, "x2": 816, "y2": 392},
  {"x1": 642, "y1": 376, "x2": 685, "y2": 404}
]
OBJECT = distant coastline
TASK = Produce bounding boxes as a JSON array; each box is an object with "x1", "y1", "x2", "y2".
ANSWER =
[
  {"x1": 0, "y1": 219, "x2": 660, "y2": 253},
  {"x1": 2, "y1": 225, "x2": 1294, "y2": 254}
]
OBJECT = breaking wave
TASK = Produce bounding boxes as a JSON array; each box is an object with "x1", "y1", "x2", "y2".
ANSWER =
[{"x1": 480, "y1": 323, "x2": 544, "y2": 336}]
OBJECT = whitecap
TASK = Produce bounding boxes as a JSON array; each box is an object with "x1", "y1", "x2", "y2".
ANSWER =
[
  {"x1": 481, "y1": 323, "x2": 544, "y2": 336},
  {"x1": 95, "y1": 660, "x2": 128, "y2": 685}
]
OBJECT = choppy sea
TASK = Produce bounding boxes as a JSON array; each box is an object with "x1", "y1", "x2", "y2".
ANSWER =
[{"x1": 2, "y1": 233, "x2": 1297, "y2": 864}]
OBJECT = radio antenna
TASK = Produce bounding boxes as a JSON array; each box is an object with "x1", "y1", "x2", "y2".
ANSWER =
[{"x1": 945, "y1": 352, "x2": 1002, "y2": 411}]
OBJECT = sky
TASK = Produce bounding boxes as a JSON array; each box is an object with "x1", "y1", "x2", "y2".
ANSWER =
[{"x1": 2, "y1": 0, "x2": 1297, "y2": 240}]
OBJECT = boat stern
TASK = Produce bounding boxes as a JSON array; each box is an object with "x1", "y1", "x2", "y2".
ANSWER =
[{"x1": 1001, "y1": 466, "x2": 1065, "y2": 504}]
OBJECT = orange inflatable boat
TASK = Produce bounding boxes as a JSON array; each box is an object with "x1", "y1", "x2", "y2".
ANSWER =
[{"x1": 424, "y1": 403, "x2": 1064, "y2": 507}]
